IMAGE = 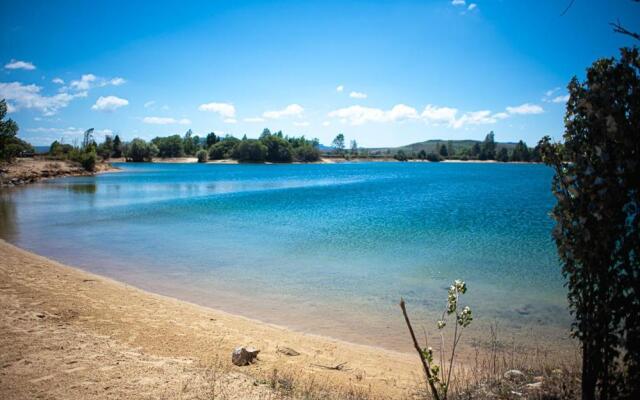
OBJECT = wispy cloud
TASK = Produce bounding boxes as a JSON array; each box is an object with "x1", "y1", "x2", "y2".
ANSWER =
[
  {"x1": 551, "y1": 95, "x2": 569, "y2": 103},
  {"x1": 244, "y1": 117, "x2": 265, "y2": 123},
  {"x1": 198, "y1": 102, "x2": 236, "y2": 119},
  {"x1": 4, "y1": 60, "x2": 36, "y2": 70},
  {"x1": 144, "y1": 100, "x2": 156, "y2": 108},
  {"x1": 91, "y1": 95, "x2": 129, "y2": 112},
  {"x1": 67, "y1": 74, "x2": 126, "y2": 91},
  {"x1": 506, "y1": 103, "x2": 544, "y2": 115},
  {"x1": 468, "y1": 3, "x2": 477, "y2": 11},
  {"x1": 451, "y1": 0, "x2": 465, "y2": 5},
  {"x1": 293, "y1": 121, "x2": 310, "y2": 127},
  {"x1": 0, "y1": 81, "x2": 87, "y2": 116},
  {"x1": 349, "y1": 91, "x2": 367, "y2": 99},
  {"x1": 52, "y1": 77, "x2": 64, "y2": 85},
  {"x1": 263, "y1": 104, "x2": 304, "y2": 119},
  {"x1": 142, "y1": 116, "x2": 191, "y2": 125},
  {"x1": 336, "y1": 85, "x2": 344, "y2": 92},
  {"x1": 328, "y1": 104, "x2": 418, "y2": 125}
]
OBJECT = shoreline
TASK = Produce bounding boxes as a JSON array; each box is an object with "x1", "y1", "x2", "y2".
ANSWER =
[
  {"x1": 0, "y1": 239, "x2": 421, "y2": 399},
  {"x1": 0, "y1": 158, "x2": 121, "y2": 187}
]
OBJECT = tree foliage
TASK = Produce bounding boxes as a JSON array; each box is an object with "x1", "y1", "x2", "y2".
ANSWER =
[
  {"x1": 539, "y1": 47, "x2": 640, "y2": 400},
  {"x1": 0, "y1": 100, "x2": 32, "y2": 162},
  {"x1": 124, "y1": 138, "x2": 157, "y2": 162},
  {"x1": 332, "y1": 133, "x2": 345, "y2": 155}
]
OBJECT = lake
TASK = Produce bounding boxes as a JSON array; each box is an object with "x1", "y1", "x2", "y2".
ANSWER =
[{"x1": 0, "y1": 162, "x2": 573, "y2": 352}]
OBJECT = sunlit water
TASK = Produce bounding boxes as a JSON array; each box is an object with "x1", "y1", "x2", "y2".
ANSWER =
[{"x1": 0, "y1": 162, "x2": 573, "y2": 352}]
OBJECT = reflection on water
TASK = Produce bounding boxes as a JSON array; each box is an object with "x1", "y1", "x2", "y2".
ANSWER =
[
  {"x1": 0, "y1": 191, "x2": 17, "y2": 240},
  {"x1": 0, "y1": 162, "x2": 573, "y2": 352}
]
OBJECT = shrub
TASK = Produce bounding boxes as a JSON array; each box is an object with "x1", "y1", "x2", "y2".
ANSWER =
[
  {"x1": 293, "y1": 144, "x2": 320, "y2": 162},
  {"x1": 79, "y1": 150, "x2": 97, "y2": 171},
  {"x1": 426, "y1": 152, "x2": 442, "y2": 162},
  {"x1": 232, "y1": 139, "x2": 267, "y2": 162},
  {"x1": 208, "y1": 138, "x2": 239, "y2": 160},
  {"x1": 261, "y1": 134, "x2": 293, "y2": 162},
  {"x1": 125, "y1": 138, "x2": 156, "y2": 162},
  {"x1": 196, "y1": 149, "x2": 208, "y2": 163},
  {"x1": 394, "y1": 150, "x2": 408, "y2": 161}
]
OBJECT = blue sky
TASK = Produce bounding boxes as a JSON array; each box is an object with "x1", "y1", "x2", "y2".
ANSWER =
[{"x1": 1, "y1": 0, "x2": 638, "y2": 147}]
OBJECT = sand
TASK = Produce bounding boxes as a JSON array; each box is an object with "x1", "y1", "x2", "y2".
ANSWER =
[{"x1": 0, "y1": 239, "x2": 422, "y2": 399}]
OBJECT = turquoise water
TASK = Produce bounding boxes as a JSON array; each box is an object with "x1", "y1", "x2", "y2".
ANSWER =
[{"x1": 0, "y1": 162, "x2": 572, "y2": 351}]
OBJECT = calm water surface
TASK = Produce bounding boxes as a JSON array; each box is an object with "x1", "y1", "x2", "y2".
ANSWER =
[{"x1": 0, "y1": 162, "x2": 572, "y2": 351}]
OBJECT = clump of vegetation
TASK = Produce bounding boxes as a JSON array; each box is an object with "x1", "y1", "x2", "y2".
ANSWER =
[
  {"x1": 0, "y1": 99, "x2": 33, "y2": 162},
  {"x1": 401, "y1": 279, "x2": 472, "y2": 400},
  {"x1": 539, "y1": 47, "x2": 640, "y2": 400},
  {"x1": 196, "y1": 149, "x2": 208, "y2": 163},
  {"x1": 124, "y1": 138, "x2": 157, "y2": 162},
  {"x1": 394, "y1": 150, "x2": 408, "y2": 161}
]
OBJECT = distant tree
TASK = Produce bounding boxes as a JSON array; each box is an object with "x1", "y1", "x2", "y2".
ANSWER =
[
  {"x1": 394, "y1": 150, "x2": 408, "y2": 161},
  {"x1": 539, "y1": 47, "x2": 640, "y2": 400},
  {"x1": 350, "y1": 140, "x2": 358, "y2": 157},
  {"x1": 261, "y1": 134, "x2": 292, "y2": 162},
  {"x1": 479, "y1": 131, "x2": 496, "y2": 160},
  {"x1": 293, "y1": 143, "x2": 320, "y2": 162},
  {"x1": 439, "y1": 144, "x2": 448, "y2": 158},
  {"x1": 417, "y1": 149, "x2": 427, "y2": 160},
  {"x1": 205, "y1": 132, "x2": 219, "y2": 148},
  {"x1": 332, "y1": 133, "x2": 345, "y2": 155},
  {"x1": 259, "y1": 128, "x2": 272, "y2": 139},
  {"x1": 183, "y1": 129, "x2": 197, "y2": 155},
  {"x1": 196, "y1": 149, "x2": 208, "y2": 163},
  {"x1": 496, "y1": 147, "x2": 509, "y2": 162},
  {"x1": 0, "y1": 99, "x2": 32, "y2": 162},
  {"x1": 232, "y1": 139, "x2": 267, "y2": 162},
  {"x1": 470, "y1": 142, "x2": 481, "y2": 158},
  {"x1": 97, "y1": 135, "x2": 114, "y2": 160},
  {"x1": 153, "y1": 135, "x2": 184, "y2": 158},
  {"x1": 208, "y1": 136, "x2": 240, "y2": 160},
  {"x1": 125, "y1": 138, "x2": 156, "y2": 162},
  {"x1": 510, "y1": 140, "x2": 530, "y2": 162},
  {"x1": 426, "y1": 152, "x2": 442, "y2": 162},
  {"x1": 81, "y1": 128, "x2": 95, "y2": 151},
  {"x1": 447, "y1": 140, "x2": 455, "y2": 157},
  {"x1": 112, "y1": 134, "x2": 123, "y2": 158}
]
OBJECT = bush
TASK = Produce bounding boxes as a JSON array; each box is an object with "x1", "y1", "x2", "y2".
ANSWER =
[
  {"x1": 125, "y1": 138, "x2": 156, "y2": 162},
  {"x1": 261, "y1": 134, "x2": 293, "y2": 162},
  {"x1": 208, "y1": 138, "x2": 239, "y2": 160},
  {"x1": 196, "y1": 149, "x2": 208, "y2": 163},
  {"x1": 79, "y1": 150, "x2": 97, "y2": 171},
  {"x1": 293, "y1": 144, "x2": 320, "y2": 162},
  {"x1": 394, "y1": 150, "x2": 408, "y2": 161},
  {"x1": 232, "y1": 139, "x2": 267, "y2": 162},
  {"x1": 426, "y1": 152, "x2": 442, "y2": 162}
]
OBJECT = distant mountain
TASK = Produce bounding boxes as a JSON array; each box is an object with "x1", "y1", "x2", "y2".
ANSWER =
[{"x1": 364, "y1": 139, "x2": 520, "y2": 155}]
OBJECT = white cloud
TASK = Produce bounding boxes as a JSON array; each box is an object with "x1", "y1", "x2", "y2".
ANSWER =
[
  {"x1": 91, "y1": 95, "x2": 129, "y2": 112},
  {"x1": 322, "y1": 121, "x2": 331, "y2": 127},
  {"x1": 244, "y1": 117, "x2": 265, "y2": 123},
  {"x1": 551, "y1": 95, "x2": 570, "y2": 103},
  {"x1": 144, "y1": 100, "x2": 156, "y2": 108},
  {"x1": 493, "y1": 112, "x2": 510, "y2": 120},
  {"x1": 52, "y1": 77, "x2": 64, "y2": 85},
  {"x1": 198, "y1": 102, "x2": 236, "y2": 118},
  {"x1": 545, "y1": 87, "x2": 561, "y2": 97},
  {"x1": 421, "y1": 105, "x2": 458, "y2": 125},
  {"x1": 224, "y1": 118, "x2": 237, "y2": 124},
  {"x1": 263, "y1": 104, "x2": 304, "y2": 119},
  {"x1": 142, "y1": 116, "x2": 191, "y2": 125},
  {"x1": 68, "y1": 73, "x2": 126, "y2": 91},
  {"x1": 451, "y1": 0, "x2": 465, "y2": 5},
  {"x1": 452, "y1": 110, "x2": 497, "y2": 128},
  {"x1": 4, "y1": 60, "x2": 36, "y2": 70},
  {"x1": 24, "y1": 126, "x2": 113, "y2": 144},
  {"x1": 468, "y1": 3, "x2": 477, "y2": 11},
  {"x1": 349, "y1": 91, "x2": 367, "y2": 99},
  {"x1": 328, "y1": 104, "x2": 418, "y2": 125},
  {"x1": 110, "y1": 77, "x2": 126, "y2": 86},
  {"x1": 506, "y1": 103, "x2": 544, "y2": 115},
  {"x1": 0, "y1": 81, "x2": 86, "y2": 116},
  {"x1": 336, "y1": 85, "x2": 344, "y2": 92},
  {"x1": 69, "y1": 74, "x2": 97, "y2": 91},
  {"x1": 293, "y1": 121, "x2": 310, "y2": 127}
]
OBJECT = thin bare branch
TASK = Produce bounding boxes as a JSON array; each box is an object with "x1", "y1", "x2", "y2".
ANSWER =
[{"x1": 610, "y1": 19, "x2": 640, "y2": 41}]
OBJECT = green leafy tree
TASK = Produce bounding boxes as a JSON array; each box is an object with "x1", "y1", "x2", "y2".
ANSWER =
[
  {"x1": 479, "y1": 131, "x2": 496, "y2": 160},
  {"x1": 196, "y1": 149, "x2": 208, "y2": 163},
  {"x1": 112, "y1": 134, "x2": 123, "y2": 158},
  {"x1": 232, "y1": 139, "x2": 267, "y2": 162},
  {"x1": 418, "y1": 149, "x2": 427, "y2": 160},
  {"x1": 350, "y1": 140, "x2": 358, "y2": 157},
  {"x1": 394, "y1": 150, "x2": 408, "y2": 161},
  {"x1": 439, "y1": 144, "x2": 448, "y2": 158},
  {"x1": 0, "y1": 99, "x2": 32, "y2": 162},
  {"x1": 470, "y1": 142, "x2": 481, "y2": 158},
  {"x1": 261, "y1": 134, "x2": 293, "y2": 162},
  {"x1": 510, "y1": 140, "x2": 530, "y2": 162},
  {"x1": 208, "y1": 136, "x2": 240, "y2": 159},
  {"x1": 496, "y1": 147, "x2": 509, "y2": 162},
  {"x1": 206, "y1": 132, "x2": 219, "y2": 148},
  {"x1": 539, "y1": 47, "x2": 640, "y2": 400},
  {"x1": 332, "y1": 133, "x2": 345, "y2": 155},
  {"x1": 97, "y1": 135, "x2": 114, "y2": 160},
  {"x1": 153, "y1": 135, "x2": 184, "y2": 158},
  {"x1": 125, "y1": 138, "x2": 156, "y2": 162}
]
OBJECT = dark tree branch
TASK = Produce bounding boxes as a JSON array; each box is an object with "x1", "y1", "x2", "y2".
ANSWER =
[
  {"x1": 611, "y1": 19, "x2": 640, "y2": 41},
  {"x1": 560, "y1": 0, "x2": 576, "y2": 16}
]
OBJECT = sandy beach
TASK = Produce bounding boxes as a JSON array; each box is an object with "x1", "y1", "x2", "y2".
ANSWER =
[{"x1": 0, "y1": 239, "x2": 422, "y2": 399}]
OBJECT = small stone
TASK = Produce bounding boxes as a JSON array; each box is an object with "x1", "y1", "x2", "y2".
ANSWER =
[
  {"x1": 526, "y1": 382, "x2": 543, "y2": 390},
  {"x1": 277, "y1": 347, "x2": 300, "y2": 356},
  {"x1": 231, "y1": 346, "x2": 260, "y2": 366},
  {"x1": 504, "y1": 369, "x2": 526, "y2": 382}
]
